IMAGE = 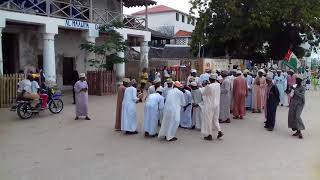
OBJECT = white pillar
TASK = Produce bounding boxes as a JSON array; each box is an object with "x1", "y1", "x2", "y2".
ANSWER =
[
  {"x1": 85, "y1": 35, "x2": 96, "y2": 71},
  {"x1": 116, "y1": 51, "x2": 125, "y2": 81},
  {"x1": 43, "y1": 33, "x2": 56, "y2": 85},
  {"x1": 0, "y1": 28, "x2": 3, "y2": 75},
  {"x1": 140, "y1": 41, "x2": 149, "y2": 70},
  {"x1": 115, "y1": 33, "x2": 127, "y2": 81}
]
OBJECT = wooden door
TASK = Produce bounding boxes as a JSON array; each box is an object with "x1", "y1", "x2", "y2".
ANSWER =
[{"x1": 63, "y1": 57, "x2": 75, "y2": 85}]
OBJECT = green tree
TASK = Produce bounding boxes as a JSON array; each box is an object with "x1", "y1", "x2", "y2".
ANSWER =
[
  {"x1": 190, "y1": 0, "x2": 320, "y2": 63},
  {"x1": 80, "y1": 21, "x2": 127, "y2": 70}
]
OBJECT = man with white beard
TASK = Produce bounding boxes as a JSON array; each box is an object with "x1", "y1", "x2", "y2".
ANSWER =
[
  {"x1": 201, "y1": 74, "x2": 224, "y2": 141},
  {"x1": 158, "y1": 81, "x2": 186, "y2": 142}
]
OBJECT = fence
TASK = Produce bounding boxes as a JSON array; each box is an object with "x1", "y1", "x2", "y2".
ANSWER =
[
  {"x1": 0, "y1": 74, "x2": 24, "y2": 108},
  {"x1": 86, "y1": 70, "x2": 116, "y2": 96}
]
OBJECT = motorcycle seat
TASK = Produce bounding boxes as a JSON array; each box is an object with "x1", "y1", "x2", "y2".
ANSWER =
[{"x1": 16, "y1": 97, "x2": 33, "y2": 101}]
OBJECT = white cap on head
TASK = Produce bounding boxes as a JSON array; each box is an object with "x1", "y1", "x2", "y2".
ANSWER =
[
  {"x1": 191, "y1": 69, "x2": 197, "y2": 73},
  {"x1": 164, "y1": 74, "x2": 170, "y2": 78},
  {"x1": 266, "y1": 73, "x2": 273, "y2": 81},
  {"x1": 79, "y1": 73, "x2": 86, "y2": 78},
  {"x1": 216, "y1": 69, "x2": 221, "y2": 72},
  {"x1": 190, "y1": 81, "x2": 197, "y2": 87},
  {"x1": 236, "y1": 70, "x2": 242, "y2": 75},
  {"x1": 259, "y1": 69, "x2": 265, "y2": 73},
  {"x1": 209, "y1": 73, "x2": 218, "y2": 80},
  {"x1": 156, "y1": 86, "x2": 164, "y2": 92},
  {"x1": 123, "y1": 78, "x2": 130, "y2": 83},
  {"x1": 153, "y1": 79, "x2": 161, "y2": 84}
]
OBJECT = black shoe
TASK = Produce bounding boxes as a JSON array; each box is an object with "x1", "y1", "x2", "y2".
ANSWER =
[
  {"x1": 132, "y1": 131, "x2": 138, "y2": 135},
  {"x1": 72, "y1": 102, "x2": 76, "y2": 104},
  {"x1": 75, "y1": 117, "x2": 79, "y2": 120},
  {"x1": 168, "y1": 137, "x2": 178, "y2": 142},
  {"x1": 191, "y1": 125, "x2": 196, "y2": 129},
  {"x1": 298, "y1": 134, "x2": 303, "y2": 139},
  {"x1": 125, "y1": 131, "x2": 138, "y2": 135},
  {"x1": 267, "y1": 128, "x2": 274, "y2": 131},
  {"x1": 217, "y1": 131, "x2": 224, "y2": 139},
  {"x1": 85, "y1": 116, "x2": 91, "y2": 120},
  {"x1": 292, "y1": 131, "x2": 300, "y2": 136},
  {"x1": 144, "y1": 132, "x2": 150, "y2": 137},
  {"x1": 264, "y1": 125, "x2": 268, "y2": 129},
  {"x1": 151, "y1": 133, "x2": 158, "y2": 138},
  {"x1": 204, "y1": 135, "x2": 213, "y2": 141}
]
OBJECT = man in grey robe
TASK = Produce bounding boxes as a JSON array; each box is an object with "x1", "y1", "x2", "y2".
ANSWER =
[
  {"x1": 190, "y1": 82, "x2": 203, "y2": 130},
  {"x1": 288, "y1": 76, "x2": 306, "y2": 139},
  {"x1": 219, "y1": 70, "x2": 231, "y2": 123}
]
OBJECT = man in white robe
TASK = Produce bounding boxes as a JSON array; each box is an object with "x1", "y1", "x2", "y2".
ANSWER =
[
  {"x1": 158, "y1": 81, "x2": 186, "y2": 141},
  {"x1": 121, "y1": 80, "x2": 142, "y2": 135},
  {"x1": 144, "y1": 87, "x2": 165, "y2": 137},
  {"x1": 200, "y1": 69, "x2": 211, "y2": 85},
  {"x1": 201, "y1": 74, "x2": 224, "y2": 141},
  {"x1": 163, "y1": 78, "x2": 174, "y2": 100},
  {"x1": 180, "y1": 88, "x2": 193, "y2": 129},
  {"x1": 191, "y1": 82, "x2": 203, "y2": 129},
  {"x1": 147, "y1": 79, "x2": 161, "y2": 97},
  {"x1": 187, "y1": 69, "x2": 201, "y2": 86}
]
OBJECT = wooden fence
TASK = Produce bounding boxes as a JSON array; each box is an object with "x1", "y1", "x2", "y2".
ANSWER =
[
  {"x1": 86, "y1": 70, "x2": 116, "y2": 96},
  {"x1": 0, "y1": 74, "x2": 24, "y2": 108}
]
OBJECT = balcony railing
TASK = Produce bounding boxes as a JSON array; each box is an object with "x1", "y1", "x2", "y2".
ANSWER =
[{"x1": 0, "y1": 0, "x2": 146, "y2": 30}]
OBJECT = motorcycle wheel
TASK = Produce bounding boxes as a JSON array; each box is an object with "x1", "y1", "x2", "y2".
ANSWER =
[
  {"x1": 49, "y1": 99, "x2": 64, "y2": 114},
  {"x1": 17, "y1": 103, "x2": 33, "y2": 119}
]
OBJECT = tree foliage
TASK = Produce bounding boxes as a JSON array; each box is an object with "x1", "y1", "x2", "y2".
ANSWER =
[
  {"x1": 190, "y1": 0, "x2": 320, "y2": 63},
  {"x1": 80, "y1": 21, "x2": 127, "y2": 70}
]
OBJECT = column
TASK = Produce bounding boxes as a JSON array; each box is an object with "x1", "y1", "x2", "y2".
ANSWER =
[
  {"x1": 0, "y1": 18, "x2": 5, "y2": 75},
  {"x1": 140, "y1": 41, "x2": 149, "y2": 70},
  {"x1": 0, "y1": 28, "x2": 3, "y2": 75},
  {"x1": 116, "y1": 51, "x2": 125, "y2": 81},
  {"x1": 115, "y1": 33, "x2": 127, "y2": 82},
  {"x1": 85, "y1": 35, "x2": 96, "y2": 71},
  {"x1": 43, "y1": 33, "x2": 56, "y2": 85}
]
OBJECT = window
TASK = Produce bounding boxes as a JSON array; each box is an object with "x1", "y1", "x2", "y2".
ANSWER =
[
  {"x1": 191, "y1": 18, "x2": 195, "y2": 25},
  {"x1": 182, "y1": 15, "x2": 185, "y2": 23},
  {"x1": 187, "y1": 17, "x2": 191, "y2": 24},
  {"x1": 176, "y1": 13, "x2": 179, "y2": 21}
]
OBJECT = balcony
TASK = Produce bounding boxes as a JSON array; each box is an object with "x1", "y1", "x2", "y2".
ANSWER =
[{"x1": 0, "y1": 0, "x2": 147, "y2": 30}]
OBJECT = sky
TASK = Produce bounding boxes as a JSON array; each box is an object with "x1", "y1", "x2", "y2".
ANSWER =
[{"x1": 124, "y1": 0, "x2": 192, "y2": 15}]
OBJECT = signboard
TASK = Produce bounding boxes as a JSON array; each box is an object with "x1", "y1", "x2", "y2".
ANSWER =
[
  {"x1": 202, "y1": 58, "x2": 244, "y2": 72},
  {"x1": 64, "y1": 19, "x2": 101, "y2": 30}
]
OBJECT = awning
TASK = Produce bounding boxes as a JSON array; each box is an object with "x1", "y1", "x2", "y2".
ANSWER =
[{"x1": 121, "y1": 0, "x2": 157, "y2": 8}]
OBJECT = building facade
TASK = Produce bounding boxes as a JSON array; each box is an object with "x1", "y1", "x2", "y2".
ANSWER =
[
  {"x1": 0, "y1": 0, "x2": 155, "y2": 87},
  {"x1": 132, "y1": 5, "x2": 196, "y2": 46}
]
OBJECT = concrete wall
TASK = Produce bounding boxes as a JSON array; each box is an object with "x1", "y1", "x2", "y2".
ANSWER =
[{"x1": 93, "y1": 0, "x2": 121, "y2": 13}]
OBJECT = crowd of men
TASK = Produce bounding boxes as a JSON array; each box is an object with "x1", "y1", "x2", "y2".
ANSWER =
[{"x1": 112, "y1": 67, "x2": 307, "y2": 142}]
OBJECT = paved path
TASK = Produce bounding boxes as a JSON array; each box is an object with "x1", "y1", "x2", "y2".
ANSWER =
[{"x1": 0, "y1": 91, "x2": 319, "y2": 180}]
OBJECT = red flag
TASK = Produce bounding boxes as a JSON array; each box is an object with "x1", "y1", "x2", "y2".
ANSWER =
[{"x1": 284, "y1": 49, "x2": 292, "y2": 62}]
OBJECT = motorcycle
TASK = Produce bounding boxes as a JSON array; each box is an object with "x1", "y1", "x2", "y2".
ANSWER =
[{"x1": 12, "y1": 87, "x2": 64, "y2": 119}]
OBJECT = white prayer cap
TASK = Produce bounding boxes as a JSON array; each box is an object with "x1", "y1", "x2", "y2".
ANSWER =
[
  {"x1": 258, "y1": 69, "x2": 265, "y2": 73},
  {"x1": 79, "y1": 73, "x2": 86, "y2": 78},
  {"x1": 296, "y1": 74, "x2": 303, "y2": 80},
  {"x1": 236, "y1": 70, "x2": 242, "y2": 75},
  {"x1": 191, "y1": 69, "x2": 197, "y2": 73},
  {"x1": 190, "y1": 81, "x2": 197, "y2": 87},
  {"x1": 243, "y1": 69, "x2": 249, "y2": 74},
  {"x1": 164, "y1": 74, "x2": 171, "y2": 78},
  {"x1": 266, "y1": 73, "x2": 273, "y2": 81},
  {"x1": 216, "y1": 69, "x2": 221, "y2": 72},
  {"x1": 153, "y1": 79, "x2": 161, "y2": 84},
  {"x1": 156, "y1": 86, "x2": 164, "y2": 92},
  {"x1": 166, "y1": 78, "x2": 173, "y2": 83},
  {"x1": 123, "y1": 78, "x2": 130, "y2": 83},
  {"x1": 209, "y1": 73, "x2": 218, "y2": 80}
]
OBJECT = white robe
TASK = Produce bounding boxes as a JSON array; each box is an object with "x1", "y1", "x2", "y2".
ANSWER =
[
  {"x1": 191, "y1": 89, "x2": 203, "y2": 130},
  {"x1": 158, "y1": 88, "x2": 185, "y2": 140},
  {"x1": 201, "y1": 82, "x2": 221, "y2": 136},
  {"x1": 121, "y1": 86, "x2": 139, "y2": 132},
  {"x1": 180, "y1": 90, "x2": 193, "y2": 128},
  {"x1": 144, "y1": 93, "x2": 164, "y2": 135},
  {"x1": 162, "y1": 86, "x2": 173, "y2": 100}
]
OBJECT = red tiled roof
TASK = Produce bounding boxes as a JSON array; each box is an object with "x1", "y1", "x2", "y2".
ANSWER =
[
  {"x1": 132, "y1": 5, "x2": 177, "y2": 15},
  {"x1": 175, "y1": 30, "x2": 192, "y2": 37}
]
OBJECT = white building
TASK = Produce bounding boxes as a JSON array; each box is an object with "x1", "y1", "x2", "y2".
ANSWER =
[
  {"x1": 132, "y1": 5, "x2": 196, "y2": 46},
  {"x1": 0, "y1": 0, "x2": 155, "y2": 87}
]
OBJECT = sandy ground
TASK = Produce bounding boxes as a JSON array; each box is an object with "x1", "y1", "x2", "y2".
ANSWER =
[{"x1": 0, "y1": 91, "x2": 319, "y2": 180}]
